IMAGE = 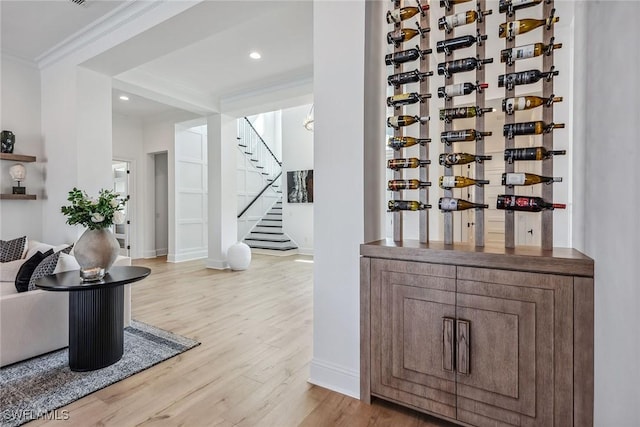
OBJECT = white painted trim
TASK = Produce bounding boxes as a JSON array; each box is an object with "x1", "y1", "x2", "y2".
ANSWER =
[
  {"x1": 143, "y1": 249, "x2": 157, "y2": 259},
  {"x1": 167, "y1": 249, "x2": 207, "y2": 263},
  {"x1": 297, "y1": 247, "x2": 314, "y2": 256},
  {"x1": 206, "y1": 258, "x2": 228, "y2": 270},
  {"x1": 309, "y1": 358, "x2": 359, "y2": 399},
  {"x1": 155, "y1": 248, "x2": 168, "y2": 256}
]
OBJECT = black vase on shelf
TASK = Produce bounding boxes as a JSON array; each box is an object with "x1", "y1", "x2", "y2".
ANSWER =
[{"x1": 1, "y1": 130, "x2": 15, "y2": 153}]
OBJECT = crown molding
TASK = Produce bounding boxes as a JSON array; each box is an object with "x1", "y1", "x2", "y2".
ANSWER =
[
  {"x1": 1, "y1": 51, "x2": 39, "y2": 69},
  {"x1": 36, "y1": 0, "x2": 164, "y2": 70}
]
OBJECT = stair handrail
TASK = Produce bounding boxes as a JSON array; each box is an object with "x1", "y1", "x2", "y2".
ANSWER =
[
  {"x1": 244, "y1": 117, "x2": 282, "y2": 166},
  {"x1": 237, "y1": 172, "x2": 282, "y2": 218}
]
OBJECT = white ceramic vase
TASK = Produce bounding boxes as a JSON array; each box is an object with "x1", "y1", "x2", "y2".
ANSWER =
[{"x1": 227, "y1": 242, "x2": 251, "y2": 271}]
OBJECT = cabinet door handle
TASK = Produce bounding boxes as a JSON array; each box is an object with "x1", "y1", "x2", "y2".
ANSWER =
[
  {"x1": 442, "y1": 317, "x2": 455, "y2": 372},
  {"x1": 457, "y1": 319, "x2": 470, "y2": 375}
]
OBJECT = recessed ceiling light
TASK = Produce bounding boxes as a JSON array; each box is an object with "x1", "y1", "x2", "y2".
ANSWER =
[
  {"x1": 119, "y1": 95, "x2": 130, "y2": 101},
  {"x1": 249, "y1": 51, "x2": 262, "y2": 60}
]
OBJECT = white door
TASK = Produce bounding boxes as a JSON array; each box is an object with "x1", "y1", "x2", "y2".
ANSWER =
[{"x1": 112, "y1": 161, "x2": 130, "y2": 256}]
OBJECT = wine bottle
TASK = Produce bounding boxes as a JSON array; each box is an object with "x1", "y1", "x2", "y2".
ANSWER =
[
  {"x1": 387, "y1": 25, "x2": 429, "y2": 47},
  {"x1": 503, "y1": 121, "x2": 564, "y2": 138},
  {"x1": 439, "y1": 197, "x2": 488, "y2": 211},
  {"x1": 499, "y1": 0, "x2": 544, "y2": 15},
  {"x1": 502, "y1": 95, "x2": 563, "y2": 115},
  {"x1": 388, "y1": 158, "x2": 431, "y2": 170},
  {"x1": 387, "y1": 115, "x2": 430, "y2": 129},
  {"x1": 438, "y1": 57, "x2": 493, "y2": 78},
  {"x1": 439, "y1": 106, "x2": 493, "y2": 122},
  {"x1": 388, "y1": 200, "x2": 431, "y2": 211},
  {"x1": 504, "y1": 147, "x2": 566, "y2": 163},
  {"x1": 500, "y1": 42, "x2": 563, "y2": 64},
  {"x1": 439, "y1": 0, "x2": 473, "y2": 10},
  {"x1": 435, "y1": 34, "x2": 487, "y2": 55},
  {"x1": 438, "y1": 82, "x2": 488, "y2": 99},
  {"x1": 387, "y1": 136, "x2": 431, "y2": 151},
  {"x1": 496, "y1": 194, "x2": 566, "y2": 212},
  {"x1": 441, "y1": 129, "x2": 492, "y2": 145},
  {"x1": 388, "y1": 179, "x2": 432, "y2": 191},
  {"x1": 501, "y1": 172, "x2": 562, "y2": 187},
  {"x1": 386, "y1": 4, "x2": 429, "y2": 24},
  {"x1": 385, "y1": 47, "x2": 433, "y2": 67},
  {"x1": 498, "y1": 69, "x2": 559, "y2": 89},
  {"x1": 499, "y1": 16, "x2": 559, "y2": 40},
  {"x1": 438, "y1": 10, "x2": 492, "y2": 32},
  {"x1": 439, "y1": 153, "x2": 492, "y2": 167},
  {"x1": 439, "y1": 176, "x2": 490, "y2": 189},
  {"x1": 387, "y1": 92, "x2": 431, "y2": 108},
  {"x1": 388, "y1": 70, "x2": 433, "y2": 88}
]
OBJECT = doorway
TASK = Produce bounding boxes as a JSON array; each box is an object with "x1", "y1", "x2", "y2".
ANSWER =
[
  {"x1": 154, "y1": 153, "x2": 169, "y2": 257},
  {"x1": 112, "y1": 160, "x2": 131, "y2": 256}
]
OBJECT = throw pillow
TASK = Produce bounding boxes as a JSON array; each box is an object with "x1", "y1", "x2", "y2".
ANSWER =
[
  {"x1": 61, "y1": 244, "x2": 74, "y2": 254},
  {"x1": 53, "y1": 252, "x2": 81, "y2": 274},
  {"x1": 14, "y1": 250, "x2": 51, "y2": 292},
  {"x1": 0, "y1": 236, "x2": 27, "y2": 262},
  {"x1": 0, "y1": 259, "x2": 27, "y2": 282},
  {"x1": 28, "y1": 250, "x2": 61, "y2": 291}
]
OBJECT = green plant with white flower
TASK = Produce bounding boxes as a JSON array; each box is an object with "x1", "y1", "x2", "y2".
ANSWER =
[{"x1": 61, "y1": 187, "x2": 127, "y2": 230}]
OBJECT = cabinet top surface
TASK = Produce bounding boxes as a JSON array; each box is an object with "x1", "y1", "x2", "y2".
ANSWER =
[{"x1": 361, "y1": 239, "x2": 594, "y2": 277}]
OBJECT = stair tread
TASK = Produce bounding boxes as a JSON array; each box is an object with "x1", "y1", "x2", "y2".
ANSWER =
[
  {"x1": 245, "y1": 238, "x2": 291, "y2": 243},
  {"x1": 247, "y1": 245, "x2": 298, "y2": 251}
]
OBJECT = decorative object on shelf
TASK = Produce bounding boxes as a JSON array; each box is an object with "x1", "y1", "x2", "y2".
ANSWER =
[
  {"x1": 9, "y1": 163, "x2": 26, "y2": 195},
  {"x1": 226, "y1": 242, "x2": 251, "y2": 271},
  {"x1": 60, "y1": 188, "x2": 127, "y2": 281},
  {"x1": 1, "y1": 130, "x2": 15, "y2": 153},
  {"x1": 287, "y1": 170, "x2": 313, "y2": 203}
]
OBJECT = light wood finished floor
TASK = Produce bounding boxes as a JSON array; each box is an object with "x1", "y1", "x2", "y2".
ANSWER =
[{"x1": 32, "y1": 254, "x2": 454, "y2": 427}]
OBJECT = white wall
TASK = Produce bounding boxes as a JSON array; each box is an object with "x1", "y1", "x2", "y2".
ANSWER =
[
  {"x1": 583, "y1": 3, "x2": 640, "y2": 426},
  {"x1": 311, "y1": 0, "x2": 368, "y2": 398},
  {"x1": 0, "y1": 55, "x2": 44, "y2": 241},
  {"x1": 281, "y1": 104, "x2": 314, "y2": 254}
]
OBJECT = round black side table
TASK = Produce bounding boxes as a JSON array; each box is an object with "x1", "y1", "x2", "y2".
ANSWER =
[{"x1": 36, "y1": 266, "x2": 150, "y2": 371}]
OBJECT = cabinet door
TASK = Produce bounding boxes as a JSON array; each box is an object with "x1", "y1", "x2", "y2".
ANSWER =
[
  {"x1": 455, "y1": 267, "x2": 573, "y2": 427},
  {"x1": 370, "y1": 259, "x2": 457, "y2": 419}
]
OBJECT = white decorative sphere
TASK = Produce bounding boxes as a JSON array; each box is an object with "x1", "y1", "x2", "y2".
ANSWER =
[
  {"x1": 9, "y1": 163, "x2": 26, "y2": 181},
  {"x1": 227, "y1": 242, "x2": 251, "y2": 271}
]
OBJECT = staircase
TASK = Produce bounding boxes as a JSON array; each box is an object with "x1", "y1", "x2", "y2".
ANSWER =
[
  {"x1": 243, "y1": 197, "x2": 298, "y2": 254},
  {"x1": 237, "y1": 117, "x2": 298, "y2": 255}
]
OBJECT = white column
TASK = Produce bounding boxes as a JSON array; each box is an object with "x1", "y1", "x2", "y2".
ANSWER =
[{"x1": 206, "y1": 114, "x2": 237, "y2": 269}]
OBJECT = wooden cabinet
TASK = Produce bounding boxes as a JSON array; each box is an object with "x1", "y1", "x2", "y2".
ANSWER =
[{"x1": 361, "y1": 240, "x2": 594, "y2": 427}]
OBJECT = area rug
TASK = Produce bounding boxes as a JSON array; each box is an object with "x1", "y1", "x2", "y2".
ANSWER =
[{"x1": 0, "y1": 320, "x2": 199, "y2": 427}]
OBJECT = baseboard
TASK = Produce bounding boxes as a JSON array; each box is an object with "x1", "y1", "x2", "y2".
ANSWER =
[
  {"x1": 297, "y1": 247, "x2": 314, "y2": 256},
  {"x1": 206, "y1": 258, "x2": 228, "y2": 270},
  {"x1": 167, "y1": 250, "x2": 207, "y2": 263},
  {"x1": 156, "y1": 248, "x2": 168, "y2": 256},
  {"x1": 309, "y1": 358, "x2": 359, "y2": 399},
  {"x1": 143, "y1": 250, "x2": 157, "y2": 259}
]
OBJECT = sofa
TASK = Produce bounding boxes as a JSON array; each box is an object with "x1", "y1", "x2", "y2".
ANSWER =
[{"x1": 0, "y1": 239, "x2": 131, "y2": 367}]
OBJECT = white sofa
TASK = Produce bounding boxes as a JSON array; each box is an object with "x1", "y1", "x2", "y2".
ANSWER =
[{"x1": 0, "y1": 240, "x2": 131, "y2": 367}]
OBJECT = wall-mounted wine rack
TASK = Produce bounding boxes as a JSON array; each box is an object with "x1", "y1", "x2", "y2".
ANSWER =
[{"x1": 385, "y1": 0, "x2": 561, "y2": 250}]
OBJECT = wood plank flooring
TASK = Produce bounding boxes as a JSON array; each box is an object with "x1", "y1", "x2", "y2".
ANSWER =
[{"x1": 31, "y1": 254, "x2": 454, "y2": 427}]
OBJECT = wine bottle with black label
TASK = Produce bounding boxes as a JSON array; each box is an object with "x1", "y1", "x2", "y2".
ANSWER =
[
  {"x1": 439, "y1": 106, "x2": 493, "y2": 122},
  {"x1": 439, "y1": 153, "x2": 492, "y2": 167},
  {"x1": 501, "y1": 172, "x2": 562, "y2": 187},
  {"x1": 499, "y1": 0, "x2": 544, "y2": 16},
  {"x1": 388, "y1": 179, "x2": 432, "y2": 191},
  {"x1": 504, "y1": 147, "x2": 566, "y2": 163},
  {"x1": 438, "y1": 82, "x2": 488, "y2": 99},
  {"x1": 438, "y1": 57, "x2": 493, "y2": 78},
  {"x1": 385, "y1": 47, "x2": 433, "y2": 67},
  {"x1": 388, "y1": 200, "x2": 431, "y2": 211},
  {"x1": 439, "y1": 197, "x2": 488, "y2": 211},
  {"x1": 498, "y1": 68, "x2": 558, "y2": 90},
  {"x1": 439, "y1": 0, "x2": 473, "y2": 11},
  {"x1": 503, "y1": 121, "x2": 564, "y2": 138},
  {"x1": 502, "y1": 95, "x2": 563, "y2": 115},
  {"x1": 496, "y1": 194, "x2": 565, "y2": 212},
  {"x1": 441, "y1": 129, "x2": 492, "y2": 145},
  {"x1": 435, "y1": 34, "x2": 487, "y2": 55},
  {"x1": 388, "y1": 70, "x2": 433, "y2": 88},
  {"x1": 387, "y1": 137, "x2": 431, "y2": 151},
  {"x1": 387, "y1": 93, "x2": 431, "y2": 109},
  {"x1": 388, "y1": 158, "x2": 431, "y2": 170}
]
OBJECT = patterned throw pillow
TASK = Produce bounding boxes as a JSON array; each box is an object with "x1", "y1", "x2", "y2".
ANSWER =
[
  {"x1": 61, "y1": 244, "x2": 74, "y2": 255},
  {"x1": 15, "y1": 250, "x2": 51, "y2": 292},
  {"x1": 28, "y1": 250, "x2": 62, "y2": 291},
  {"x1": 0, "y1": 236, "x2": 26, "y2": 262}
]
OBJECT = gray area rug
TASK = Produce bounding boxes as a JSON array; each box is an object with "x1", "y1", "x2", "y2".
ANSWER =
[{"x1": 0, "y1": 320, "x2": 199, "y2": 427}]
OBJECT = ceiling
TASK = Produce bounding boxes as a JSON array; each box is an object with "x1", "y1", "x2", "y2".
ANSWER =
[{"x1": 1, "y1": 0, "x2": 314, "y2": 120}]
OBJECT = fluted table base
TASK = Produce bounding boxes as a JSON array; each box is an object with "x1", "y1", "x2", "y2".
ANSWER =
[{"x1": 68, "y1": 286, "x2": 124, "y2": 372}]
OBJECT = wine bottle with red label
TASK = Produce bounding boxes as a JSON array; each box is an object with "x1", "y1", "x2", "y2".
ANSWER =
[{"x1": 496, "y1": 195, "x2": 566, "y2": 212}]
